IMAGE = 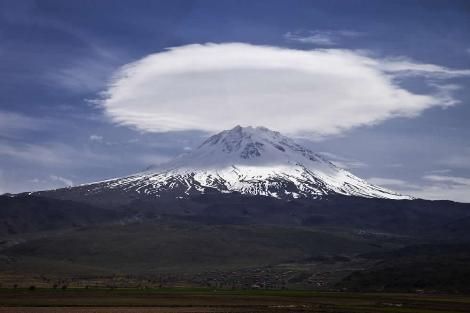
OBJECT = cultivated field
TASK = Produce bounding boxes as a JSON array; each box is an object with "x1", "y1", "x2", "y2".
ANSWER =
[{"x1": 0, "y1": 288, "x2": 469, "y2": 313}]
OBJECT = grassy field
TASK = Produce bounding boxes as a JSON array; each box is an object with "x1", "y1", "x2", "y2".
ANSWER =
[
  {"x1": 0, "y1": 288, "x2": 469, "y2": 313},
  {"x1": 2, "y1": 222, "x2": 381, "y2": 276}
]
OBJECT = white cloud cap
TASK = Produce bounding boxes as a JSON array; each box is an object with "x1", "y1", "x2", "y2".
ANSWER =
[{"x1": 101, "y1": 43, "x2": 466, "y2": 136}]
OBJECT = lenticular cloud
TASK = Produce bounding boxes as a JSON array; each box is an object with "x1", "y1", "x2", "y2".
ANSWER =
[{"x1": 101, "y1": 43, "x2": 459, "y2": 136}]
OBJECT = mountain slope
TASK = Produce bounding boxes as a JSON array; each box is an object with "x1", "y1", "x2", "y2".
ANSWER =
[
  {"x1": 0, "y1": 195, "x2": 121, "y2": 237},
  {"x1": 38, "y1": 126, "x2": 410, "y2": 202}
]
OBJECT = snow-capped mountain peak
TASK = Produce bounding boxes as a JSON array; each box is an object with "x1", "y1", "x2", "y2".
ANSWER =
[
  {"x1": 163, "y1": 125, "x2": 325, "y2": 169},
  {"x1": 199, "y1": 125, "x2": 287, "y2": 157},
  {"x1": 74, "y1": 126, "x2": 412, "y2": 200},
  {"x1": 202, "y1": 125, "x2": 307, "y2": 156}
]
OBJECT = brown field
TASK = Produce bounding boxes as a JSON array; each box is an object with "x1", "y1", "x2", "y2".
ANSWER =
[
  {"x1": 0, "y1": 309, "x2": 248, "y2": 313},
  {"x1": 0, "y1": 288, "x2": 470, "y2": 313}
]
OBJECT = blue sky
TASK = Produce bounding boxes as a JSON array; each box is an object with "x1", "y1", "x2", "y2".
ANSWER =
[{"x1": 1, "y1": 0, "x2": 470, "y2": 201}]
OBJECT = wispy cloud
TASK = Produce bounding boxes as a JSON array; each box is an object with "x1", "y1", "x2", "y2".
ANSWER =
[
  {"x1": 367, "y1": 177, "x2": 417, "y2": 188},
  {"x1": 423, "y1": 175, "x2": 470, "y2": 186},
  {"x1": 318, "y1": 152, "x2": 367, "y2": 169},
  {"x1": 373, "y1": 57, "x2": 470, "y2": 78},
  {"x1": 385, "y1": 163, "x2": 404, "y2": 168},
  {"x1": 284, "y1": 31, "x2": 335, "y2": 45},
  {"x1": 1, "y1": 2, "x2": 124, "y2": 94},
  {"x1": 426, "y1": 169, "x2": 452, "y2": 175},
  {"x1": 440, "y1": 149, "x2": 470, "y2": 169},
  {"x1": 0, "y1": 111, "x2": 46, "y2": 137},
  {"x1": 0, "y1": 141, "x2": 106, "y2": 166},
  {"x1": 19, "y1": 175, "x2": 74, "y2": 193},
  {"x1": 367, "y1": 174, "x2": 470, "y2": 203},
  {"x1": 45, "y1": 57, "x2": 117, "y2": 93},
  {"x1": 137, "y1": 154, "x2": 173, "y2": 168},
  {"x1": 100, "y1": 43, "x2": 470, "y2": 137},
  {"x1": 89, "y1": 134, "x2": 104, "y2": 142},
  {"x1": 0, "y1": 142, "x2": 68, "y2": 165},
  {"x1": 284, "y1": 30, "x2": 363, "y2": 46},
  {"x1": 49, "y1": 175, "x2": 74, "y2": 187},
  {"x1": 413, "y1": 175, "x2": 470, "y2": 203}
]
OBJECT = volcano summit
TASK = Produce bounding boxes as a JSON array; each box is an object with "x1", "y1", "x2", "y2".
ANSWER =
[{"x1": 39, "y1": 126, "x2": 411, "y2": 202}]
